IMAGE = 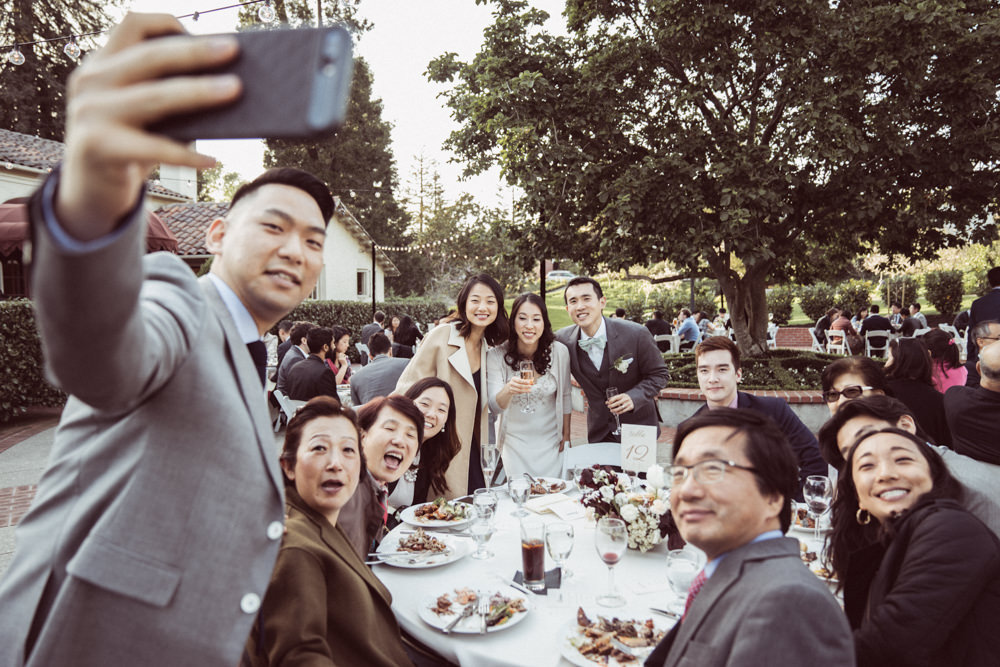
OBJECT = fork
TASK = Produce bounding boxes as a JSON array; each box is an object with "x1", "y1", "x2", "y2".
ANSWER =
[{"x1": 478, "y1": 590, "x2": 488, "y2": 634}]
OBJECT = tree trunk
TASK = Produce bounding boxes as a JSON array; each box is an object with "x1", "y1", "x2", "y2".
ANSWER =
[{"x1": 708, "y1": 254, "x2": 771, "y2": 356}]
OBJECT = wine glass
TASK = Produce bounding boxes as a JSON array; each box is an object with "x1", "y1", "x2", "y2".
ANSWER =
[
  {"x1": 605, "y1": 386, "x2": 621, "y2": 436},
  {"x1": 545, "y1": 521, "x2": 575, "y2": 579},
  {"x1": 508, "y1": 478, "x2": 530, "y2": 517},
  {"x1": 594, "y1": 517, "x2": 627, "y2": 607},
  {"x1": 665, "y1": 549, "x2": 701, "y2": 615},
  {"x1": 803, "y1": 475, "x2": 833, "y2": 542},
  {"x1": 518, "y1": 360, "x2": 536, "y2": 414},
  {"x1": 469, "y1": 506, "x2": 495, "y2": 559},
  {"x1": 481, "y1": 443, "x2": 500, "y2": 491},
  {"x1": 473, "y1": 488, "x2": 499, "y2": 525}
]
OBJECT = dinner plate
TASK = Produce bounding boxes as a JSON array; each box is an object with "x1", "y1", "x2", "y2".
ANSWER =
[
  {"x1": 528, "y1": 476, "x2": 571, "y2": 496},
  {"x1": 418, "y1": 585, "x2": 531, "y2": 634},
  {"x1": 399, "y1": 501, "x2": 474, "y2": 529},
  {"x1": 373, "y1": 532, "x2": 473, "y2": 569},
  {"x1": 559, "y1": 610, "x2": 671, "y2": 667},
  {"x1": 789, "y1": 504, "x2": 831, "y2": 534}
]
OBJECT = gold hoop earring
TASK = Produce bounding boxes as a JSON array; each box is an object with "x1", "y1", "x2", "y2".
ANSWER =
[{"x1": 856, "y1": 508, "x2": 871, "y2": 525}]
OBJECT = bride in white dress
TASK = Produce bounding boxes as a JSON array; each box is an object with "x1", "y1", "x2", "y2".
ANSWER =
[{"x1": 487, "y1": 293, "x2": 573, "y2": 478}]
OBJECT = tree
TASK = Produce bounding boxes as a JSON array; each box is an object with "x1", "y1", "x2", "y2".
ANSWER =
[
  {"x1": 2, "y1": 1, "x2": 121, "y2": 140},
  {"x1": 428, "y1": 0, "x2": 1000, "y2": 354},
  {"x1": 198, "y1": 164, "x2": 245, "y2": 202}
]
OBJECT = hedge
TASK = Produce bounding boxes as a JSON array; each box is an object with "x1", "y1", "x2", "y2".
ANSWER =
[
  {"x1": 923, "y1": 269, "x2": 963, "y2": 318},
  {"x1": 836, "y1": 279, "x2": 875, "y2": 317},
  {"x1": 0, "y1": 300, "x2": 66, "y2": 422},
  {"x1": 797, "y1": 283, "x2": 838, "y2": 321},
  {"x1": 884, "y1": 275, "x2": 921, "y2": 307},
  {"x1": 663, "y1": 349, "x2": 849, "y2": 391},
  {"x1": 767, "y1": 285, "x2": 795, "y2": 325}
]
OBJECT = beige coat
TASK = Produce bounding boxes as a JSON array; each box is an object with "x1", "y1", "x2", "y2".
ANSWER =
[{"x1": 395, "y1": 322, "x2": 488, "y2": 498}]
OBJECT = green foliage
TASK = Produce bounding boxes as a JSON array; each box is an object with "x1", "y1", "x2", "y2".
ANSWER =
[
  {"x1": 198, "y1": 164, "x2": 245, "y2": 203},
  {"x1": 836, "y1": 279, "x2": 875, "y2": 317},
  {"x1": 884, "y1": 275, "x2": 921, "y2": 307},
  {"x1": 923, "y1": 269, "x2": 964, "y2": 318},
  {"x1": 0, "y1": 300, "x2": 66, "y2": 421},
  {"x1": 797, "y1": 283, "x2": 838, "y2": 322},
  {"x1": 767, "y1": 285, "x2": 795, "y2": 325},
  {"x1": 663, "y1": 350, "x2": 843, "y2": 391}
]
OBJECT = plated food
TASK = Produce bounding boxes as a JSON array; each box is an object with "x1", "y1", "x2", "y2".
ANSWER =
[
  {"x1": 799, "y1": 544, "x2": 836, "y2": 582},
  {"x1": 373, "y1": 530, "x2": 471, "y2": 569},
  {"x1": 418, "y1": 586, "x2": 530, "y2": 634},
  {"x1": 562, "y1": 607, "x2": 667, "y2": 666},
  {"x1": 398, "y1": 528, "x2": 448, "y2": 553},
  {"x1": 790, "y1": 503, "x2": 831, "y2": 533},
  {"x1": 529, "y1": 477, "x2": 568, "y2": 496},
  {"x1": 398, "y1": 498, "x2": 474, "y2": 529}
]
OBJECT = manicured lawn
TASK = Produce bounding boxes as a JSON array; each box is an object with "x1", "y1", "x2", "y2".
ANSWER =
[{"x1": 785, "y1": 294, "x2": 975, "y2": 326}]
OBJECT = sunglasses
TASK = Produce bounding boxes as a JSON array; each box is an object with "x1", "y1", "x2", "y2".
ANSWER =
[{"x1": 822, "y1": 385, "x2": 874, "y2": 403}]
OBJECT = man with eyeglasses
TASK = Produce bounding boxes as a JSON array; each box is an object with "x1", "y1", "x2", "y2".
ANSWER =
[
  {"x1": 687, "y1": 336, "x2": 826, "y2": 499},
  {"x1": 646, "y1": 409, "x2": 853, "y2": 667},
  {"x1": 965, "y1": 313, "x2": 1000, "y2": 387}
]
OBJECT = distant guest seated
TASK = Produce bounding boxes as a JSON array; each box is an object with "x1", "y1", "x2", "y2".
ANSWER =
[
  {"x1": 944, "y1": 343, "x2": 1000, "y2": 466},
  {"x1": 243, "y1": 397, "x2": 414, "y2": 667}
]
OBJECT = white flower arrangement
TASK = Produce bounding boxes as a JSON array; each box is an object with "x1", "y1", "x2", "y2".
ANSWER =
[
  {"x1": 578, "y1": 464, "x2": 670, "y2": 552},
  {"x1": 612, "y1": 355, "x2": 634, "y2": 374}
]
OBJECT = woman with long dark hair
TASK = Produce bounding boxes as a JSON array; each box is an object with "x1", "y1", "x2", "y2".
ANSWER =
[
  {"x1": 394, "y1": 274, "x2": 509, "y2": 497},
  {"x1": 392, "y1": 315, "x2": 422, "y2": 359},
  {"x1": 325, "y1": 325, "x2": 352, "y2": 385},
  {"x1": 487, "y1": 293, "x2": 572, "y2": 478},
  {"x1": 924, "y1": 328, "x2": 967, "y2": 393},
  {"x1": 829, "y1": 428, "x2": 1000, "y2": 665},
  {"x1": 883, "y1": 337, "x2": 950, "y2": 445}
]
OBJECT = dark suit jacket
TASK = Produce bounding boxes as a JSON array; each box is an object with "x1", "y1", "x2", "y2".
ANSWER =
[
  {"x1": 644, "y1": 318, "x2": 673, "y2": 352},
  {"x1": 275, "y1": 345, "x2": 307, "y2": 393},
  {"x1": 0, "y1": 180, "x2": 284, "y2": 667},
  {"x1": 284, "y1": 355, "x2": 338, "y2": 401},
  {"x1": 966, "y1": 288, "x2": 1000, "y2": 385},
  {"x1": 944, "y1": 385, "x2": 1000, "y2": 465},
  {"x1": 556, "y1": 317, "x2": 670, "y2": 442},
  {"x1": 275, "y1": 338, "x2": 294, "y2": 369},
  {"x1": 350, "y1": 354, "x2": 410, "y2": 405},
  {"x1": 690, "y1": 392, "x2": 827, "y2": 500},
  {"x1": 243, "y1": 488, "x2": 412, "y2": 667},
  {"x1": 860, "y1": 314, "x2": 892, "y2": 348},
  {"x1": 645, "y1": 538, "x2": 854, "y2": 666}
]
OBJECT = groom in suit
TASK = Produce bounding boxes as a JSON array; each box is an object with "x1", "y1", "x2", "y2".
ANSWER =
[
  {"x1": 645, "y1": 409, "x2": 853, "y2": 666},
  {"x1": 555, "y1": 277, "x2": 669, "y2": 443},
  {"x1": 0, "y1": 14, "x2": 335, "y2": 667}
]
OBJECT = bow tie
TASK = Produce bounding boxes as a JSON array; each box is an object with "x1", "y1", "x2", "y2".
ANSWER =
[{"x1": 579, "y1": 336, "x2": 606, "y2": 352}]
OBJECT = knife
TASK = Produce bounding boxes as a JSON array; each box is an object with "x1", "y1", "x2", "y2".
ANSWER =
[
  {"x1": 649, "y1": 607, "x2": 680, "y2": 619},
  {"x1": 443, "y1": 603, "x2": 476, "y2": 634}
]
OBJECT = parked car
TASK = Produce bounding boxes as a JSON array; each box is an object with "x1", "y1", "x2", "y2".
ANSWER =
[{"x1": 546, "y1": 270, "x2": 575, "y2": 281}]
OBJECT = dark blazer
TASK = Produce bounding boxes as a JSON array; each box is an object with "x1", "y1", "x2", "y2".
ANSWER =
[
  {"x1": 645, "y1": 538, "x2": 853, "y2": 666},
  {"x1": 854, "y1": 498, "x2": 1000, "y2": 667},
  {"x1": 644, "y1": 318, "x2": 673, "y2": 352},
  {"x1": 275, "y1": 345, "x2": 307, "y2": 393},
  {"x1": 886, "y1": 378, "x2": 951, "y2": 446},
  {"x1": 691, "y1": 392, "x2": 827, "y2": 499},
  {"x1": 966, "y1": 288, "x2": 1000, "y2": 385},
  {"x1": 944, "y1": 385, "x2": 1000, "y2": 465},
  {"x1": 556, "y1": 317, "x2": 670, "y2": 442},
  {"x1": 243, "y1": 488, "x2": 413, "y2": 667},
  {"x1": 860, "y1": 314, "x2": 892, "y2": 348},
  {"x1": 0, "y1": 181, "x2": 284, "y2": 667},
  {"x1": 337, "y1": 472, "x2": 389, "y2": 557},
  {"x1": 275, "y1": 338, "x2": 294, "y2": 369},
  {"x1": 284, "y1": 354, "x2": 338, "y2": 401},
  {"x1": 350, "y1": 354, "x2": 410, "y2": 405}
]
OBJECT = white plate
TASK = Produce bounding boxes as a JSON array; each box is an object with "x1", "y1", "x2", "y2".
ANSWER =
[
  {"x1": 399, "y1": 501, "x2": 474, "y2": 529},
  {"x1": 789, "y1": 504, "x2": 831, "y2": 534},
  {"x1": 528, "y1": 476, "x2": 571, "y2": 496},
  {"x1": 559, "y1": 612, "x2": 671, "y2": 667},
  {"x1": 373, "y1": 532, "x2": 473, "y2": 569},
  {"x1": 418, "y1": 585, "x2": 531, "y2": 634}
]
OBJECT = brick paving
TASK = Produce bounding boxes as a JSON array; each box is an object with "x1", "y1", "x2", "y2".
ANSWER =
[
  {"x1": 0, "y1": 485, "x2": 37, "y2": 528},
  {"x1": 0, "y1": 406, "x2": 62, "y2": 456}
]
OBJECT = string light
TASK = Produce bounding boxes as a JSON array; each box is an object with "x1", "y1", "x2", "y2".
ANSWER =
[
  {"x1": 258, "y1": 0, "x2": 276, "y2": 23},
  {"x1": 63, "y1": 38, "x2": 81, "y2": 60},
  {"x1": 7, "y1": 47, "x2": 25, "y2": 66}
]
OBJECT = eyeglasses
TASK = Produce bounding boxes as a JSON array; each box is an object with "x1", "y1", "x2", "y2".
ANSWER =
[
  {"x1": 822, "y1": 385, "x2": 873, "y2": 403},
  {"x1": 667, "y1": 459, "x2": 759, "y2": 486}
]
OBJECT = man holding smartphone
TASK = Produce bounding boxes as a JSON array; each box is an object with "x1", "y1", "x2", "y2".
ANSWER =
[{"x1": 0, "y1": 14, "x2": 334, "y2": 667}]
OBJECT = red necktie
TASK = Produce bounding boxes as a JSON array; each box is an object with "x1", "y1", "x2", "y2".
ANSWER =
[{"x1": 682, "y1": 569, "x2": 707, "y2": 621}]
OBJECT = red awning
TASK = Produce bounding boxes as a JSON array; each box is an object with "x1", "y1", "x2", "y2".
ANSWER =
[{"x1": 0, "y1": 200, "x2": 179, "y2": 257}]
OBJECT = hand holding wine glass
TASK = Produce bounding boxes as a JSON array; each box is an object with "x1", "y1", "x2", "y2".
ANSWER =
[
  {"x1": 803, "y1": 475, "x2": 833, "y2": 542},
  {"x1": 594, "y1": 517, "x2": 627, "y2": 607},
  {"x1": 518, "y1": 360, "x2": 536, "y2": 414},
  {"x1": 605, "y1": 387, "x2": 622, "y2": 436}
]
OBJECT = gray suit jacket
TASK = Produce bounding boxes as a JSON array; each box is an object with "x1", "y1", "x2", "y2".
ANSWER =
[
  {"x1": 350, "y1": 354, "x2": 410, "y2": 406},
  {"x1": 556, "y1": 317, "x2": 669, "y2": 442},
  {"x1": 0, "y1": 183, "x2": 285, "y2": 667},
  {"x1": 647, "y1": 538, "x2": 854, "y2": 667}
]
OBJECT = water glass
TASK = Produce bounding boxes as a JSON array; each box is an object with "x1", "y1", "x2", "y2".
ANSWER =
[
  {"x1": 508, "y1": 478, "x2": 530, "y2": 517},
  {"x1": 803, "y1": 475, "x2": 833, "y2": 542},
  {"x1": 665, "y1": 549, "x2": 701, "y2": 615},
  {"x1": 594, "y1": 517, "x2": 627, "y2": 607},
  {"x1": 470, "y1": 506, "x2": 495, "y2": 560},
  {"x1": 520, "y1": 518, "x2": 546, "y2": 591},
  {"x1": 545, "y1": 521, "x2": 574, "y2": 579},
  {"x1": 473, "y1": 488, "x2": 499, "y2": 524}
]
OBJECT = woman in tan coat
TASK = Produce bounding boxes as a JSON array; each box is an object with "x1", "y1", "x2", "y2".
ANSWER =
[
  {"x1": 243, "y1": 397, "x2": 413, "y2": 667},
  {"x1": 395, "y1": 273, "x2": 508, "y2": 498}
]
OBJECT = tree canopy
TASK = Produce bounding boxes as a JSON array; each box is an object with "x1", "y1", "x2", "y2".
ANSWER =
[{"x1": 428, "y1": 0, "x2": 1000, "y2": 353}]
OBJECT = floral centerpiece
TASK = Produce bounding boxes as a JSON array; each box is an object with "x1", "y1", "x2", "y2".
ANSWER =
[{"x1": 578, "y1": 464, "x2": 672, "y2": 552}]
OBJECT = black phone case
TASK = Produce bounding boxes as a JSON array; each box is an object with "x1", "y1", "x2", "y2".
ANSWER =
[{"x1": 151, "y1": 26, "x2": 354, "y2": 141}]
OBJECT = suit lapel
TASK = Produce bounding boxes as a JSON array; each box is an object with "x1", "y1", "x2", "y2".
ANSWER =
[
  {"x1": 199, "y1": 277, "x2": 283, "y2": 495},
  {"x1": 446, "y1": 325, "x2": 475, "y2": 390}
]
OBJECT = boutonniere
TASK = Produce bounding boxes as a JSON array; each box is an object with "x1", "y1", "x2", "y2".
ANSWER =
[{"x1": 613, "y1": 355, "x2": 633, "y2": 374}]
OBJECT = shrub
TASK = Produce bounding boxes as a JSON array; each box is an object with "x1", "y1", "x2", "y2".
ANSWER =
[
  {"x1": 884, "y1": 275, "x2": 920, "y2": 306},
  {"x1": 923, "y1": 269, "x2": 964, "y2": 318},
  {"x1": 834, "y1": 279, "x2": 875, "y2": 316},
  {"x1": 646, "y1": 281, "x2": 718, "y2": 319},
  {"x1": 0, "y1": 300, "x2": 66, "y2": 421},
  {"x1": 767, "y1": 285, "x2": 795, "y2": 325},
  {"x1": 662, "y1": 349, "x2": 845, "y2": 390},
  {"x1": 797, "y1": 283, "x2": 838, "y2": 321}
]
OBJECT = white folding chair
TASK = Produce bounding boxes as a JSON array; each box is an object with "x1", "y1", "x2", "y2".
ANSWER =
[
  {"x1": 654, "y1": 334, "x2": 679, "y2": 354},
  {"x1": 560, "y1": 442, "x2": 621, "y2": 479},
  {"x1": 825, "y1": 329, "x2": 848, "y2": 355},
  {"x1": 273, "y1": 389, "x2": 307, "y2": 425},
  {"x1": 936, "y1": 324, "x2": 967, "y2": 360},
  {"x1": 912, "y1": 328, "x2": 932, "y2": 337},
  {"x1": 864, "y1": 330, "x2": 890, "y2": 358},
  {"x1": 767, "y1": 324, "x2": 779, "y2": 349},
  {"x1": 808, "y1": 328, "x2": 824, "y2": 353}
]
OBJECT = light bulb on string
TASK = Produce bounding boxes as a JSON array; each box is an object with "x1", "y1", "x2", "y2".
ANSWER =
[
  {"x1": 7, "y1": 48, "x2": 25, "y2": 66},
  {"x1": 64, "y1": 39, "x2": 81, "y2": 60},
  {"x1": 258, "y1": 0, "x2": 276, "y2": 23}
]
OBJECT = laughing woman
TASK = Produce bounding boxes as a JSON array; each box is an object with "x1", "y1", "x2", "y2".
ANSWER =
[
  {"x1": 395, "y1": 274, "x2": 508, "y2": 497},
  {"x1": 487, "y1": 293, "x2": 572, "y2": 478},
  {"x1": 243, "y1": 396, "x2": 413, "y2": 667}
]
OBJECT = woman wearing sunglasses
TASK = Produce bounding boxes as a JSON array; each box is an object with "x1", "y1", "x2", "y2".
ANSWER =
[{"x1": 821, "y1": 357, "x2": 890, "y2": 414}]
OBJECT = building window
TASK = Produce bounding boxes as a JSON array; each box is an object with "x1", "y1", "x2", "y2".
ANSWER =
[
  {"x1": 357, "y1": 269, "x2": 371, "y2": 298},
  {"x1": 1, "y1": 253, "x2": 27, "y2": 298}
]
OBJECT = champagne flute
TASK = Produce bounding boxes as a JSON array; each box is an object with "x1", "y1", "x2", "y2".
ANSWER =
[
  {"x1": 594, "y1": 517, "x2": 627, "y2": 607},
  {"x1": 480, "y1": 443, "x2": 499, "y2": 491},
  {"x1": 518, "y1": 360, "x2": 536, "y2": 414},
  {"x1": 508, "y1": 478, "x2": 530, "y2": 517},
  {"x1": 545, "y1": 521, "x2": 575, "y2": 579},
  {"x1": 605, "y1": 386, "x2": 621, "y2": 436},
  {"x1": 803, "y1": 475, "x2": 833, "y2": 542},
  {"x1": 469, "y1": 506, "x2": 495, "y2": 559},
  {"x1": 665, "y1": 549, "x2": 701, "y2": 615}
]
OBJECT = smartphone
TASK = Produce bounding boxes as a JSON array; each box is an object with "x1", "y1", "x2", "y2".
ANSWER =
[{"x1": 152, "y1": 26, "x2": 354, "y2": 141}]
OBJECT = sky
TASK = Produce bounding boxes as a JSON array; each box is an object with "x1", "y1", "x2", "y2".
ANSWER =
[{"x1": 121, "y1": 0, "x2": 567, "y2": 207}]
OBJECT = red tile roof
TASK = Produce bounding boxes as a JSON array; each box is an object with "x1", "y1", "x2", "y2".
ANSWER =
[
  {"x1": 0, "y1": 128, "x2": 187, "y2": 200},
  {"x1": 154, "y1": 202, "x2": 228, "y2": 256}
]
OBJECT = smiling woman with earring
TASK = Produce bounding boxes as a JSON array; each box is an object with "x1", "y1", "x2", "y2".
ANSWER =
[{"x1": 487, "y1": 293, "x2": 572, "y2": 478}]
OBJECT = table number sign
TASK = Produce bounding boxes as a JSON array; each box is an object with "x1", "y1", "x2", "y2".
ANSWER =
[{"x1": 621, "y1": 424, "x2": 657, "y2": 473}]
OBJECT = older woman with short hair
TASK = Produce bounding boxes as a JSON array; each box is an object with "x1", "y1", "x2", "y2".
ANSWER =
[{"x1": 243, "y1": 396, "x2": 413, "y2": 667}]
